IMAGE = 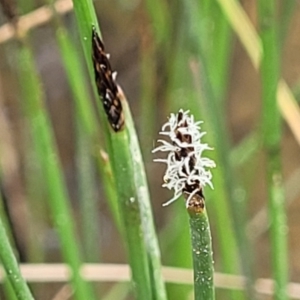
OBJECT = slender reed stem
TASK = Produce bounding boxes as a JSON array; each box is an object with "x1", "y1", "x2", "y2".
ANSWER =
[
  {"x1": 52, "y1": 24, "x2": 121, "y2": 231},
  {"x1": 122, "y1": 101, "x2": 167, "y2": 299},
  {"x1": 0, "y1": 179, "x2": 20, "y2": 300},
  {"x1": 77, "y1": 125, "x2": 99, "y2": 262},
  {"x1": 258, "y1": 2, "x2": 289, "y2": 300},
  {"x1": 0, "y1": 215, "x2": 34, "y2": 300},
  {"x1": 163, "y1": 3, "x2": 244, "y2": 297},
  {"x1": 153, "y1": 109, "x2": 215, "y2": 298},
  {"x1": 189, "y1": 208, "x2": 215, "y2": 300},
  {"x1": 17, "y1": 37, "x2": 95, "y2": 300},
  {"x1": 70, "y1": 1, "x2": 166, "y2": 298},
  {"x1": 109, "y1": 129, "x2": 152, "y2": 300}
]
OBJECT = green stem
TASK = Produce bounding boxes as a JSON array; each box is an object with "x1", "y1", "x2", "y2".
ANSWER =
[
  {"x1": 184, "y1": 1, "x2": 247, "y2": 297},
  {"x1": 164, "y1": 2, "x2": 244, "y2": 298},
  {"x1": 0, "y1": 216, "x2": 34, "y2": 300},
  {"x1": 123, "y1": 101, "x2": 167, "y2": 300},
  {"x1": 52, "y1": 24, "x2": 121, "y2": 231},
  {"x1": 2, "y1": 278, "x2": 19, "y2": 300},
  {"x1": 188, "y1": 209, "x2": 215, "y2": 300},
  {"x1": 70, "y1": 1, "x2": 166, "y2": 298},
  {"x1": 258, "y1": 2, "x2": 289, "y2": 300},
  {"x1": 0, "y1": 176, "x2": 20, "y2": 300},
  {"x1": 109, "y1": 127, "x2": 152, "y2": 300},
  {"x1": 77, "y1": 125, "x2": 99, "y2": 262},
  {"x1": 17, "y1": 37, "x2": 95, "y2": 300}
]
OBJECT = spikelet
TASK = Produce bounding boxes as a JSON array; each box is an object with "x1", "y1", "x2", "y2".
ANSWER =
[
  {"x1": 91, "y1": 26, "x2": 124, "y2": 132},
  {"x1": 153, "y1": 110, "x2": 216, "y2": 211}
]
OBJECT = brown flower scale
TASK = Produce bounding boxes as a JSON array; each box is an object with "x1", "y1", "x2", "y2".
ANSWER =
[
  {"x1": 91, "y1": 26, "x2": 124, "y2": 132},
  {"x1": 174, "y1": 111, "x2": 205, "y2": 212}
]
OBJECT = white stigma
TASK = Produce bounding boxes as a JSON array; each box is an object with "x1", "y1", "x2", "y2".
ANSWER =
[{"x1": 152, "y1": 109, "x2": 216, "y2": 206}]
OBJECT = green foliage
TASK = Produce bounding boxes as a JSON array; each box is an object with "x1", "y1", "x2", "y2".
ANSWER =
[{"x1": 0, "y1": 0, "x2": 298, "y2": 299}]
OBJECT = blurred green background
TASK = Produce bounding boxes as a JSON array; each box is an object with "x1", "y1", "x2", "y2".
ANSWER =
[{"x1": 0, "y1": 0, "x2": 300, "y2": 299}]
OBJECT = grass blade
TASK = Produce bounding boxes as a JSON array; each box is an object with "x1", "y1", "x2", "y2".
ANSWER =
[
  {"x1": 109, "y1": 125, "x2": 152, "y2": 299},
  {"x1": 122, "y1": 100, "x2": 167, "y2": 299},
  {"x1": 0, "y1": 173, "x2": 20, "y2": 300},
  {"x1": 16, "y1": 36, "x2": 96, "y2": 300},
  {"x1": 258, "y1": 2, "x2": 289, "y2": 300},
  {"x1": 189, "y1": 209, "x2": 214, "y2": 300},
  {"x1": 0, "y1": 214, "x2": 34, "y2": 300},
  {"x1": 179, "y1": 2, "x2": 245, "y2": 298},
  {"x1": 52, "y1": 24, "x2": 121, "y2": 231},
  {"x1": 70, "y1": 1, "x2": 167, "y2": 298}
]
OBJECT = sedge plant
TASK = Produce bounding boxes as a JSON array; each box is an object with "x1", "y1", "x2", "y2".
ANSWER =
[
  {"x1": 258, "y1": 2, "x2": 289, "y2": 299},
  {"x1": 70, "y1": 0, "x2": 167, "y2": 299},
  {"x1": 0, "y1": 1, "x2": 96, "y2": 299},
  {"x1": 153, "y1": 110, "x2": 215, "y2": 300}
]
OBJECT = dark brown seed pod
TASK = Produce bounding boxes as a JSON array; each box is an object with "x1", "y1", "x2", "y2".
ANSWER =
[{"x1": 91, "y1": 26, "x2": 124, "y2": 132}]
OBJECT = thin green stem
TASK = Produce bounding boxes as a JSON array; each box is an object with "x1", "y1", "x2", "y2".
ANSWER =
[
  {"x1": 182, "y1": 1, "x2": 248, "y2": 298},
  {"x1": 52, "y1": 24, "x2": 121, "y2": 232},
  {"x1": 258, "y1": 2, "x2": 289, "y2": 300},
  {"x1": 0, "y1": 174, "x2": 20, "y2": 300},
  {"x1": 70, "y1": 1, "x2": 166, "y2": 298},
  {"x1": 77, "y1": 125, "x2": 99, "y2": 262},
  {"x1": 164, "y1": 2, "x2": 244, "y2": 298},
  {"x1": 0, "y1": 215, "x2": 34, "y2": 300},
  {"x1": 109, "y1": 126, "x2": 152, "y2": 299},
  {"x1": 48, "y1": 6, "x2": 107, "y2": 263},
  {"x1": 17, "y1": 37, "x2": 95, "y2": 300},
  {"x1": 188, "y1": 209, "x2": 215, "y2": 300},
  {"x1": 122, "y1": 101, "x2": 167, "y2": 300},
  {"x1": 2, "y1": 278, "x2": 19, "y2": 300}
]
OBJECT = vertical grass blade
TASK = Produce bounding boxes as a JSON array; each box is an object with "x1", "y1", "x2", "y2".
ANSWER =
[
  {"x1": 0, "y1": 174, "x2": 20, "y2": 300},
  {"x1": 197, "y1": 0, "x2": 232, "y2": 103},
  {"x1": 258, "y1": 2, "x2": 289, "y2": 300},
  {"x1": 49, "y1": 6, "x2": 105, "y2": 262},
  {"x1": 189, "y1": 209, "x2": 214, "y2": 300},
  {"x1": 109, "y1": 127, "x2": 152, "y2": 300},
  {"x1": 152, "y1": 109, "x2": 215, "y2": 299},
  {"x1": 70, "y1": 1, "x2": 167, "y2": 298},
  {"x1": 160, "y1": 5, "x2": 201, "y2": 298},
  {"x1": 77, "y1": 124, "x2": 99, "y2": 262},
  {"x1": 17, "y1": 38, "x2": 95, "y2": 300},
  {"x1": 0, "y1": 215, "x2": 34, "y2": 300},
  {"x1": 177, "y1": 2, "x2": 245, "y2": 299},
  {"x1": 52, "y1": 24, "x2": 121, "y2": 231},
  {"x1": 122, "y1": 100, "x2": 167, "y2": 300},
  {"x1": 161, "y1": 2, "x2": 244, "y2": 298},
  {"x1": 1, "y1": 278, "x2": 18, "y2": 300}
]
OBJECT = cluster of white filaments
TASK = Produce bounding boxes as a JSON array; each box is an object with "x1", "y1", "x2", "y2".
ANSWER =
[{"x1": 152, "y1": 109, "x2": 216, "y2": 207}]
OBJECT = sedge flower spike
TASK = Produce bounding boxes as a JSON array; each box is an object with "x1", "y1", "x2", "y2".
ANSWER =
[{"x1": 152, "y1": 109, "x2": 216, "y2": 208}]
